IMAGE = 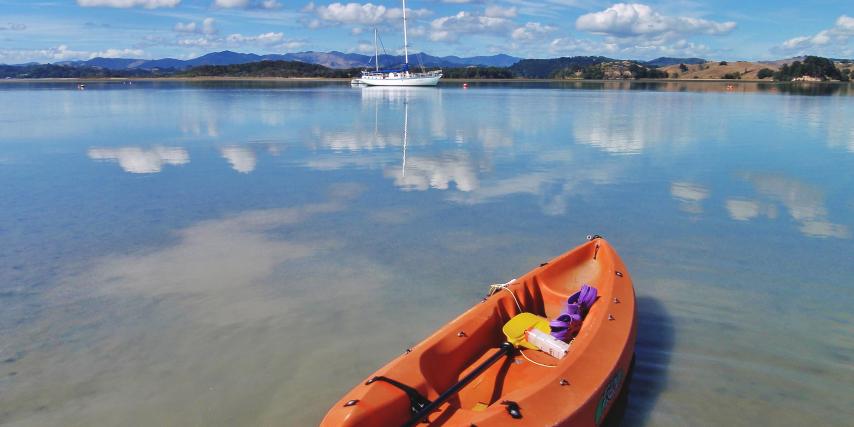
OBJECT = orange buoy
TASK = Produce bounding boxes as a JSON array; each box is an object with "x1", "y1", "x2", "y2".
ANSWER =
[{"x1": 322, "y1": 237, "x2": 636, "y2": 427}]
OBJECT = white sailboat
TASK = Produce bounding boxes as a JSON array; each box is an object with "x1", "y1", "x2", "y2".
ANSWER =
[{"x1": 360, "y1": 0, "x2": 442, "y2": 87}]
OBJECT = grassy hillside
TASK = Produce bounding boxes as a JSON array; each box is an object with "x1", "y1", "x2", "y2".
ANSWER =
[
  {"x1": 662, "y1": 57, "x2": 852, "y2": 81},
  {"x1": 662, "y1": 61, "x2": 778, "y2": 80}
]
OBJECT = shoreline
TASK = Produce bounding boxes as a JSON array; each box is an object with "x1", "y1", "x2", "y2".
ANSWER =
[{"x1": 1, "y1": 76, "x2": 849, "y2": 84}]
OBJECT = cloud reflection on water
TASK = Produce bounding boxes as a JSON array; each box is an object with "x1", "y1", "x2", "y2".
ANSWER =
[
  {"x1": 81, "y1": 85, "x2": 852, "y2": 238},
  {"x1": 313, "y1": 129, "x2": 403, "y2": 152},
  {"x1": 385, "y1": 153, "x2": 479, "y2": 192},
  {"x1": 729, "y1": 173, "x2": 849, "y2": 239},
  {"x1": 87, "y1": 147, "x2": 189, "y2": 174},
  {"x1": 670, "y1": 182, "x2": 709, "y2": 214},
  {"x1": 220, "y1": 145, "x2": 257, "y2": 173},
  {"x1": 725, "y1": 198, "x2": 776, "y2": 221},
  {"x1": 570, "y1": 92, "x2": 702, "y2": 156},
  {"x1": 83, "y1": 201, "x2": 342, "y2": 322},
  {"x1": 343, "y1": 87, "x2": 635, "y2": 216}
]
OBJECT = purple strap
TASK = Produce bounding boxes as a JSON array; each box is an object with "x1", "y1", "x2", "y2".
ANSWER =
[{"x1": 550, "y1": 284, "x2": 598, "y2": 340}]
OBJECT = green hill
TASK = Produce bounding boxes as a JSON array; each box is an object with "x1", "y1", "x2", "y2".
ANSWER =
[
  {"x1": 773, "y1": 56, "x2": 847, "y2": 81},
  {"x1": 0, "y1": 64, "x2": 160, "y2": 78},
  {"x1": 177, "y1": 60, "x2": 359, "y2": 78},
  {"x1": 509, "y1": 56, "x2": 615, "y2": 78}
]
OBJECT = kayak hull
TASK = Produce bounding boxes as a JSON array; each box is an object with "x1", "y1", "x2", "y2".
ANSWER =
[{"x1": 322, "y1": 238, "x2": 637, "y2": 426}]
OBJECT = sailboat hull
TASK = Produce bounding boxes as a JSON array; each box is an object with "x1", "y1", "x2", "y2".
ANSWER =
[{"x1": 361, "y1": 75, "x2": 441, "y2": 87}]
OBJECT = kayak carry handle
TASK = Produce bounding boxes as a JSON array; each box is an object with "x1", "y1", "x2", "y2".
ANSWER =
[{"x1": 402, "y1": 342, "x2": 515, "y2": 427}]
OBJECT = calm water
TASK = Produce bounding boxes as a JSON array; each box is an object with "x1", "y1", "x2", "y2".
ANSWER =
[{"x1": 1, "y1": 81, "x2": 852, "y2": 426}]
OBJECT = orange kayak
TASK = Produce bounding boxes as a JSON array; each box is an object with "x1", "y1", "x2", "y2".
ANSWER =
[{"x1": 322, "y1": 237, "x2": 636, "y2": 426}]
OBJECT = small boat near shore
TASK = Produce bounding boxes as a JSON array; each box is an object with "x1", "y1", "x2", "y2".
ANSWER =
[{"x1": 322, "y1": 236, "x2": 636, "y2": 426}]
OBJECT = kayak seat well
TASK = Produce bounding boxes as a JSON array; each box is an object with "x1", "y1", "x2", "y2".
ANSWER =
[
  {"x1": 418, "y1": 305, "x2": 511, "y2": 395},
  {"x1": 415, "y1": 279, "x2": 555, "y2": 420},
  {"x1": 536, "y1": 244, "x2": 601, "y2": 319}
]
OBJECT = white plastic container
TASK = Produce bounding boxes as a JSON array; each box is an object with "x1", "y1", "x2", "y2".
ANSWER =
[{"x1": 526, "y1": 328, "x2": 569, "y2": 359}]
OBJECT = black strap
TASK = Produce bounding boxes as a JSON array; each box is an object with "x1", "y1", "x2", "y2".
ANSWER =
[
  {"x1": 403, "y1": 343, "x2": 514, "y2": 427},
  {"x1": 365, "y1": 376, "x2": 431, "y2": 415}
]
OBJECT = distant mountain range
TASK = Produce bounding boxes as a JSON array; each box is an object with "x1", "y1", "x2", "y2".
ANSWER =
[
  {"x1": 642, "y1": 57, "x2": 707, "y2": 67},
  {"x1": 8, "y1": 50, "x2": 851, "y2": 74},
  {"x1": 47, "y1": 50, "x2": 522, "y2": 71},
  {"x1": 33, "y1": 51, "x2": 718, "y2": 72}
]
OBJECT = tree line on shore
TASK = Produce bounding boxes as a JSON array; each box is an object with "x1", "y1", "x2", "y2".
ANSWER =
[
  {"x1": 1, "y1": 55, "x2": 850, "y2": 81},
  {"x1": 772, "y1": 56, "x2": 849, "y2": 81},
  {"x1": 176, "y1": 61, "x2": 359, "y2": 78},
  {"x1": 0, "y1": 63, "x2": 170, "y2": 79},
  {"x1": 0, "y1": 59, "x2": 670, "y2": 80}
]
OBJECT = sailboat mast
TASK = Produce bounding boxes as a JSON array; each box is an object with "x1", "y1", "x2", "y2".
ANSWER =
[
  {"x1": 374, "y1": 28, "x2": 379, "y2": 72},
  {"x1": 402, "y1": 0, "x2": 409, "y2": 65}
]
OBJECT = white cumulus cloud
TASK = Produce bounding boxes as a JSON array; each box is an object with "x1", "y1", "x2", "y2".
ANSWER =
[
  {"x1": 226, "y1": 32, "x2": 284, "y2": 45},
  {"x1": 0, "y1": 45, "x2": 147, "y2": 63},
  {"x1": 564, "y1": 3, "x2": 732, "y2": 58},
  {"x1": 213, "y1": 0, "x2": 248, "y2": 7},
  {"x1": 174, "y1": 29, "x2": 299, "y2": 50},
  {"x1": 549, "y1": 37, "x2": 619, "y2": 55},
  {"x1": 175, "y1": 18, "x2": 217, "y2": 35},
  {"x1": 427, "y1": 7, "x2": 553, "y2": 45},
  {"x1": 177, "y1": 37, "x2": 214, "y2": 47},
  {"x1": 0, "y1": 23, "x2": 26, "y2": 31},
  {"x1": 92, "y1": 48, "x2": 145, "y2": 58},
  {"x1": 778, "y1": 15, "x2": 854, "y2": 56},
  {"x1": 512, "y1": 22, "x2": 556, "y2": 42},
  {"x1": 306, "y1": 1, "x2": 430, "y2": 27},
  {"x1": 174, "y1": 21, "x2": 198, "y2": 33},
  {"x1": 484, "y1": 5, "x2": 516, "y2": 19},
  {"x1": 429, "y1": 11, "x2": 515, "y2": 42},
  {"x1": 213, "y1": 0, "x2": 280, "y2": 8},
  {"x1": 77, "y1": 0, "x2": 180, "y2": 8},
  {"x1": 576, "y1": 3, "x2": 735, "y2": 37}
]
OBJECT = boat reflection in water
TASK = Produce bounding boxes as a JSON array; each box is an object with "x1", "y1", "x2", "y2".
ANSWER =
[{"x1": 356, "y1": 86, "x2": 476, "y2": 192}]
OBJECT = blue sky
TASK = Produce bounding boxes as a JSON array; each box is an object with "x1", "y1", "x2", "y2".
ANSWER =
[{"x1": 0, "y1": 0, "x2": 852, "y2": 63}]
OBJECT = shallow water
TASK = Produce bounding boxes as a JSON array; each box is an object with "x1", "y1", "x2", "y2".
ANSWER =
[{"x1": 1, "y1": 81, "x2": 852, "y2": 426}]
